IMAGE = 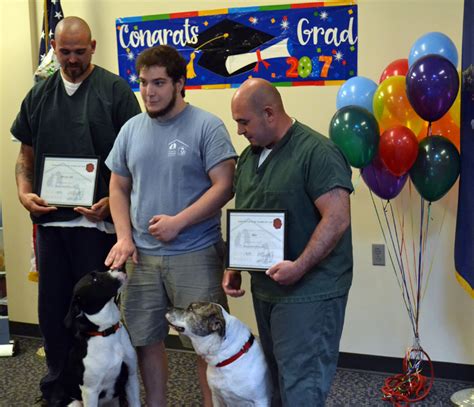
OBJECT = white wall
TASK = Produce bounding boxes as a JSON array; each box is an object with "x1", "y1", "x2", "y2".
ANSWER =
[{"x1": 0, "y1": 0, "x2": 472, "y2": 365}]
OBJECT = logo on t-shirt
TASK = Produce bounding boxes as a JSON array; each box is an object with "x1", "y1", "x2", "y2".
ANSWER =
[{"x1": 168, "y1": 139, "x2": 189, "y2": 157}]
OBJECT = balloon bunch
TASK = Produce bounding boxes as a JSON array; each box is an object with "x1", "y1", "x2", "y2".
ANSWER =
[
  {"x1": 330, "y1": 31, "x2": 461, "y2": 203},
  {"x1": 330, "y1": 32, "x2": 462, "y2": 404}
]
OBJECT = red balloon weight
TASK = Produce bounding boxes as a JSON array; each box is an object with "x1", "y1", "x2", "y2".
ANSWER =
[
  {"x1": 379, "y1": 58, "x2": 409, "y2": 83},
  {"x1": 379, "y1": 126, "x2": 418, "y2": 176}
]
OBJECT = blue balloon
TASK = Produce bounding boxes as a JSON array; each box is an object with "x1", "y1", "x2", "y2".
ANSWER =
[
  {"x1": 336, "y1": 76, "x2": 378, "y2": 113},
  {"x1": 408, "y1": 32, "x2": 458, "y2": 68}
]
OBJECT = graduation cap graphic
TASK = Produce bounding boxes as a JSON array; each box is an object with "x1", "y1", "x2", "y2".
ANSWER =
[{"x1": 186, "y1": 18, "x2": 291, "y2": 78}]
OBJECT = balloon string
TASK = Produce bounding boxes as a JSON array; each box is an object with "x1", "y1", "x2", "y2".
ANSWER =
[
  {"x1": 385, "y1": 200, "x2": 417, "y2": 335},
  {"x1": 369, "y1": 190, "x2": 415, "y2": 332},
  {"x1": 422, "y1": 200, "x2": 447, "y2": 300},
  {"x1": 427, "y1": 122, "x2": 432, "y2": 137},
  {"x1": 397, "y1": 190, "x2": 417, "y2": 312},
  {"x1": 419, "y1": 201, "x2": 431, "y2": 327},
  {"x1": 415, "y1": 198, "x2": 427, "y2": 336},
  {"x1": 352, "y1": 171, "x2": 362, "y2": 196},
  {"x1": 408, "y1": 181, "x2": 418, "y2": 297},
  {"x1": 406, "y1": 181, "x2": 419, "y2": 324},
  {"x1": 369, "y1": 191, "x2": 416, "y2": 334}
]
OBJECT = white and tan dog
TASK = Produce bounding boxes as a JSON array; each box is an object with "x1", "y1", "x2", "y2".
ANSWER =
[{"x1": 166, "y1": 302, "x2": 272, "y2": 407}]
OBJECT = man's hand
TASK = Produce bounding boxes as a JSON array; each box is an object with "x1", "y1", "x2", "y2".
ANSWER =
[
  {"x1": 74, "y1": 197, "x2": 111, "y2": 222},
  {"x1": 222, "y1": 269, "x2": 246, "y2": 297},
  {"x1": 19, "y1": 192, "x2": 57, "y2": 216},
  {"x1": 148, "y1": 214, "x2": 184, "y2": 242},
  {"x1": 105, "y1": 237, "x2": 138, "y2": 270},
  {"x1": 266, "y1": 260, "x2": 306, "y2": 286}
]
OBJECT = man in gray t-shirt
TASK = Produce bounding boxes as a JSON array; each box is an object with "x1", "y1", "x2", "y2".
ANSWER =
[{"x1": 105, "y1": 45, "x2": 236, "y2": 406}]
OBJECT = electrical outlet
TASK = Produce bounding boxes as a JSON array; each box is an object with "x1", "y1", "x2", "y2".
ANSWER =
[{"x1": 372, "y1": 244, "x2": 385, "y2": 266}]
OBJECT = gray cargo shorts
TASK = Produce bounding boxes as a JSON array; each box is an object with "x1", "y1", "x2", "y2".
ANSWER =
[{"x1": 122, "y1": 242, "x2": 228, "y2": 348}]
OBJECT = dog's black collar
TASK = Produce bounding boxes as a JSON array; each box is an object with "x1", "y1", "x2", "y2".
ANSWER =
[
  {"x1": 215, "y1": 334, "x2": 255, "y2": 368},
  {"x1": 86, "y1": 322, "x2": 121, "y2": 337}
]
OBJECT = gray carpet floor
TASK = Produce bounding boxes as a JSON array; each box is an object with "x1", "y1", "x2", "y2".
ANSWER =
[{"x1": 0, "y1": 336, "x2": 472, "y2": 406}]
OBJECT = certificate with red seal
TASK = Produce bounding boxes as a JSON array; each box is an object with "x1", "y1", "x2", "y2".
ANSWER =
[
  {"x1": 226, "y1": 209, "x2": 287, "y2": 272},
  {"x1": 38, "y1": 155, "x2": 100, "y2": 208}
]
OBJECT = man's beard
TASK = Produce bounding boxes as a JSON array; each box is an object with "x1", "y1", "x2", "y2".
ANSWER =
[
  {"x1": 146, "y1": 87, "x2": 177, "y2": 119},
  {"x1": 64, "y1": 62, "x2": 89, "y2": 81}
]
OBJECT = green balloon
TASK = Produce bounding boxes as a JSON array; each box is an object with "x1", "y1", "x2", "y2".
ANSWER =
[
  {"x1": 329, "y1": 106, "x2": 379, "y2": 168},
  {"x1": 409, "y1": 135, "x2": 460, "y2": 202}
]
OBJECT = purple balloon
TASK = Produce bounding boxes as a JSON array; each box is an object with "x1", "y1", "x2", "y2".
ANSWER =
[
  {"x1": 361, "y1": 155, "x2": 408, "y2": 200},
  {"x1": 406, "y1": 54, "x2": 459, "y2": 122}
]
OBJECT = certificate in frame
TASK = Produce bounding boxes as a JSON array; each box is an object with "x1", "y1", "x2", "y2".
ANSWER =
[
  {"x1": 38, "y1": 155, "x2": 100, "y2": 208},
  {"x1": 226, "y1": 209, "x2": 287, "y2": 272}
]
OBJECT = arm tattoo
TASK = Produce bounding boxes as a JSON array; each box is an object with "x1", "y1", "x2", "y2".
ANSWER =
[{"x1": 15, "y1": 153, "x2": 34, "y2": 184}]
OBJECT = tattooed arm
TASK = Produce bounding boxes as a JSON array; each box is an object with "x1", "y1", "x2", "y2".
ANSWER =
[{"x1": 15, "y1": 143, "x2": 56, "y2": 216}]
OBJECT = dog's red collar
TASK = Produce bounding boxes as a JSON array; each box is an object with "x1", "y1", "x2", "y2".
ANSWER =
[
  {"x1": 215, "y1": 334, "x2": 255, "y2": 368},
  {"x1": 86, "y1": 322, "x2": 120, "y2": 337}
]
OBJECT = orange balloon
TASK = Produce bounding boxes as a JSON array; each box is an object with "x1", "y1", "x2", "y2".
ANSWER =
[
  {"x1": 373, "y1": 76, "x2": 425, "y2": 136},
  {"x1": 418, "y1": 111, "x2": 460, "y2": 151}
]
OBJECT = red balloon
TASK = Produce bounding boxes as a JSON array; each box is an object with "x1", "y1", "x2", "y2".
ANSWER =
[
  {"x1": 379, "y1": 58, "x2": 409, "y2": 83},
  {"x1": 379, "y1": 126, "x2": 418, "y2": 176}
]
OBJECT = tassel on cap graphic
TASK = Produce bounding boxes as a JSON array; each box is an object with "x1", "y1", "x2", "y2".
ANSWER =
[{"x1": 187, "y1": 52, "x2": 197, "y2": 79}]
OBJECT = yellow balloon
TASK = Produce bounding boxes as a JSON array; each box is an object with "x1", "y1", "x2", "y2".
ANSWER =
[
  {"x1": 450, "y1": 87, "x2": 461, "y2": 127},
  {"x1": 373, "y1": 76, "x2": 425, "y2": 136}
]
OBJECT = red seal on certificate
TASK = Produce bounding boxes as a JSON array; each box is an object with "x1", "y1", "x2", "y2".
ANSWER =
[
  {"x1": 86, "y1": 163, "x2": 95, "y2": 173},
  {"x1": 273, "y1": 218, "x2": 282, "y2": 229}
]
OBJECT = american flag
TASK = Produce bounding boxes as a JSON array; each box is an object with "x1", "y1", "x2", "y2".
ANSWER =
[
  {"x1": 38, "y1": 0, "x2": 64, "y2": 64},
  {"x1": 34, "y1": 0, "x2": 64, "y2": 81}
]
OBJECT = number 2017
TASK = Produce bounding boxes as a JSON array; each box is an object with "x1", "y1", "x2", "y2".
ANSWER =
[{"x1": 285, "y1": 56, "x2": 333, "y2": 79}]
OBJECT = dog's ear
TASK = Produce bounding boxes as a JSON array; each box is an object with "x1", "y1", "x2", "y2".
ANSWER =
[
  {"x1": 64, "y1": 297, "x2": 82, "y2": 329},
  {"x1": 209, "y1": 314, "x2": 226, "y2": 338}
]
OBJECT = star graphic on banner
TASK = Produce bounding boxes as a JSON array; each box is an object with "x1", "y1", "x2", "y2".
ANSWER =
[
  {"x1": 55, "y1": 11, "x2": 63, "y2": 20},
  {"x1": 129, "y1": 74, "x2": 137, "y2": 83},
  {"x1": 249, "y1": 17, "x2": 258, "y2": 25},
  {"x1": 127, "y1": 51, "x2": 135, "y2": 61},
  {"x1": 320, "y1": 11, "x2": 329, "y2": 20},
  {"x1": 49, "y1": 29, "x2": 54, "y2": 38},
  {"x1": 335, "y1": 51, "x2": 343, "y2": 61},
  {"x1": 280, "y1": 19, "x2": 289, "y2": 30}
]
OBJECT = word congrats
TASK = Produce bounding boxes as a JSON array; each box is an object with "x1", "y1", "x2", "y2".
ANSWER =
[{"x1": 116, "y1": 3, "x2": 358, "y2": 89}]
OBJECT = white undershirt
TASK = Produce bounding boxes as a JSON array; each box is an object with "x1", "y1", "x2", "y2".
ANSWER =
[
  {"x1": 258, "y1": 118, "x2": 295, "y2": 167},
  {"x1": 61, "y1": 72, "x2": 82, "y2": 96},
  {"x1": 43, "y1": 73, "x2": 115, "y2": 234},
  {"x1": 258, "y1": 148, "x2": 272, "y2": 167}
]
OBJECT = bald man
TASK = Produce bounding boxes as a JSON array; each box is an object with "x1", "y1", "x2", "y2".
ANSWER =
[
  {"x1": 223, "y1": 78, "x2": 354, "y2": 406},
  {"x1": 11, "y1": 17, "x2": 140, "y2": 404}
]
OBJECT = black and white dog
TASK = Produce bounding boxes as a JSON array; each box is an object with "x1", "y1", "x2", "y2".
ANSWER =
[
  {"x1": 166, "y1": 302, "x2": 272, "y2": 407},
  {"x1": 50, "y1": 270, "x2": 140, "y2": 407}
]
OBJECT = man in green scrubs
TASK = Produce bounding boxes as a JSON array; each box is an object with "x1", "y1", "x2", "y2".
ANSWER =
[
  {"x1": 223, "y1": 78, "x2": 353, "y2": 406},
  {"x1": 11, "y1": 17, "x2": 140, "y2": 404}
]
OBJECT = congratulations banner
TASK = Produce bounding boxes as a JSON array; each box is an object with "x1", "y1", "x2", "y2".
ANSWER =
[{"x1": 116, "y1": 2, "x2": 358, "y2": 90}]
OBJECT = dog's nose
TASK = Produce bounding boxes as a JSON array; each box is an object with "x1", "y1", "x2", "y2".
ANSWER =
[{"x1": 108, "y1": 269, "x2": 128, "y2": 283}]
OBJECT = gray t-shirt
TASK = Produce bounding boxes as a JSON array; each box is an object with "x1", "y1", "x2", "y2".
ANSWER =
[{"x1": 106, "y1": 104, "x2": 237, "y2": 255}]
